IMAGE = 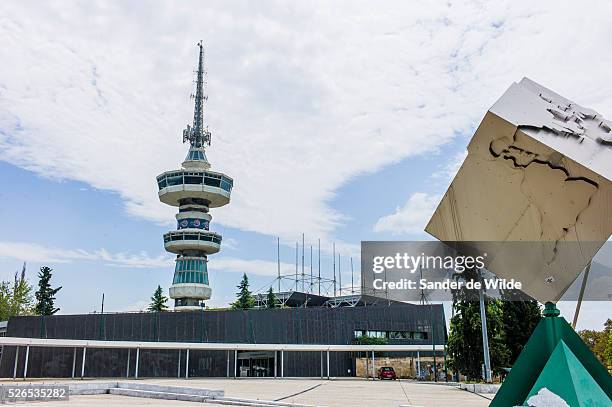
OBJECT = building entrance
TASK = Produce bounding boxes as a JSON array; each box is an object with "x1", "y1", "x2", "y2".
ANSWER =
[{"x1": 236, "y1": 351, "x2": 276, "y2": 377}]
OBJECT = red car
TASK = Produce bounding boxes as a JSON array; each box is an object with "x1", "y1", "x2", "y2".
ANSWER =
[{"x1": 377, "y1": 366, "x2": 397, "y2": 380}]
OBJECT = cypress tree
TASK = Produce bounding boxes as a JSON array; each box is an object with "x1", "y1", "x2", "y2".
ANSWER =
[
  {"x1": 148, "y1": 285, "x2": 169, "y2": 312},
  {"x1": 266, "y1": 286, "x2": 277, "y2": 308},
  {"x1": 232, "y1": 273, "x2": 254, "y2": 310},
  {"x1": 34, "y1": 266, "x2": 62, "y2": 316}
]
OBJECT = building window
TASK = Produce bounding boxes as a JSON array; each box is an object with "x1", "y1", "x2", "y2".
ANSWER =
[
  {"x1": 389, "y1": 331, "x2": 409, "y2": 340},
  {"x1": 157, "y1": 171, "x2": 232, "y2": 192},
  {"x1": 412, "y1": 332, "x2": 428, "y2": 340},
  {"x1": 353, "y1": 330, "x2": 429, "y2": 340},
  {"x1": 174, "y1": 257, "x2": 209, "y2": 285},
  {"x1": 166, "y1": 175, "x2": 183, "y2": 186}
]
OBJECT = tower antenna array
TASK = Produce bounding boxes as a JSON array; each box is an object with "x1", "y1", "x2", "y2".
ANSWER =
[{"x1": 183, "y1": 41, "x2": 211, "y2": 148}]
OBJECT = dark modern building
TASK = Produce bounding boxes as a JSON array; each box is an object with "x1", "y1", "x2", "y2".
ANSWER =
[{"x1": 0, "y1": 301, "x2": 446, "y2": 378}]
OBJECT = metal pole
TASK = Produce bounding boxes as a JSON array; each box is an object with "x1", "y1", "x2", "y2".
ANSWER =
[
  {"x1": 431, "y1": 303, "x2": 437, "y2": 382},
  {"x1": 185, "y1": 348, "x2": 190, "y2": 379},
  {"x1": 134, "y1": 347, "x2": 139, "y2": 379},
  {"x1": 333, "y1": 243, "x2": 337, "y2": 297},
  {"x1": 326, "y1": 350, "x2": 330, "y2": 379},
  {"x1": 126, "y1": 349, "x2": 131, "y2": 378},
  {"x1": 320, "y1": 351, "x2": 323, "y2": 379},
  {"x1": 444, "y1": 345, "x2": 448, "y2": 382},
  {"x1": 295, "y1": 242, "x2": 298, "y2": 292},
  {"x1": 361, "y1": 260, "x2": 366, "y2": 295},
  {"x1": 371, "y1": 350, "x2": 375, "y2": 380},
  {"x1": 318, "y1": 239, "x2": 321, "y2": 295},
  {"x1": 13, "y1": 346, "x2": 18, "y2": 380},
  {"x1": 416, "y1": 351, "x2": 420, "y2": 379},
  {"x1": 350, "y1": 257, "x2": 354, "y2": 294},
  {"x1": 227, "y1": 350, "x2": 230, "y2": 378},
  {"x1": 178, "y1": 349, "x2": 181, "y2": 378},
  {"x1": 338, "y1": 254, "x2": 342, "y2": 296},
  {"x1": 274, "y1": 351, "x2": 277, "y2": 378},
  {"x1": 310, "y1": 245, "x2": 313, "y2": 294},
  {"x1": 81, "y1": 347, "x2": 87, "y2": 379},
  {"x1": 302, "y1": 233, "x2": 305, "y2": 292},
  {"x1": 433, "y1": 343, "x2": 437, "y2": 381},
  {"x1": 23, "y1": 345, "x2": 29, "y2": 379},
  {"x1": 479, "y1": 286, "x2": 492, "y2": 383},
  {"x1": 573, "y1": 262, "x2": 591, "y2": 329},
  {"x1": 277, "y1": 237, "x2": 281, "y2": 293},
  {"x1": 280, "y1": 350, "x2": 284, "y2": 378},
  {"x1": 72, "y1": 347, "x2": 77, "y2": 379},
  {"x1": 234, "y1": 350, "x2": 238, "y2": 379}
]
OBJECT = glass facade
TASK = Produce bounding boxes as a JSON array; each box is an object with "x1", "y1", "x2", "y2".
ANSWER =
[
  {"x1": 157, "y1": 170, "x2": 233, "y2": 192},
  {"x1": 163, "y1": 231, "x2": 221, "y2": 245},
  {"x1": 186, "y1": 149, "x2": 207, "y2": 161},
  {"x1": 174, "y1": 298, "x2": 203, "y2": 307},
  {"x1": 173, "y1": 257, "x2": 209, "y2": 285}
]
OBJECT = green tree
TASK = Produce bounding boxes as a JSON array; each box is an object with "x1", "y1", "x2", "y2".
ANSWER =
[
  {"x1": 0, "y1": 263, "x2": 35, "y2": 320},
  {"x1": 354, "y1": 335, "x2": 388, "y2": 345},
  {"x1": 499, "y1": 293, "x2": 541, "y2": 365},
  {"x1": 147, "y1": 285, "x2": 168, "y2": 312},
  {"x1": 604, "y1": 331, "x2": 612, "y2": 371},
  {"x1": 447, "y1": 268, "x2": 509, "y2": 380},
  {"x1": 0, "y1": 281, "x2": 12, "y2": 321},
  {"x1": 232, "y1": 273, "x2": 254, "y2": 310},
  {"x1": 266, "y1": 287, "x2": 277, "y2": 308},
  {"x1": 13, "y1": 264, "x2": 34, "y2": 316},
  {"x1": 34, "y1": 266, "x2": 62, "y2": 316},
  {"x1": 579, "y1": 318, "x2": 612, "y2": 363},
  {"x1": 486, "y1": 299, "x2": 511, "y2": 372},
  {"x1": 0, "y1": 282, "x2": 14, "y2": 321}
]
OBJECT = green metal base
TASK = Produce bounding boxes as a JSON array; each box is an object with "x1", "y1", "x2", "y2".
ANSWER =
[
  {"x1": 490, "y1": 302, "x2": 612, "y2": 406},
  {"x1": 525, "y1": 341, "x2": 608, "y2": 405}
]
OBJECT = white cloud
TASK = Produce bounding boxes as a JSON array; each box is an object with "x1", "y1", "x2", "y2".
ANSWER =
[
  {"x1": 0, "y1": 240, "x2": 294, "y2": 277},
  {"x1": 221, "y1": 237, "x2": 239, "y2": 251},
  {"x1": 557, "y1": 301, "x2": 611, "y2": 331},
  {"x1": 0, "y1": 241, "x2": 173, "y2": 268},
  {"x1": 373, "y1": 192, "x2": 441, "y2": 235},
  {"x1": 1, "y1": 1, "x2": 612, "y2": 245},
  {"x1": 432, "y1": 150, "x2": 468, "y2": 181},
  {"x1": 215, "y1": 257, "x2": 295, "y2": 277}
]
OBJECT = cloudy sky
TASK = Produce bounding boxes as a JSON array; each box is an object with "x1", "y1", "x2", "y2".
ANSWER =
[{"x1": 0, "y1": 1, "x2": 610, "y2": 329}]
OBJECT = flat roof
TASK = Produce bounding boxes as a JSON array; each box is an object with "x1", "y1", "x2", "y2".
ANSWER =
[{"x1": 0, "y1": 336, "x2": 442, "y2": 352}]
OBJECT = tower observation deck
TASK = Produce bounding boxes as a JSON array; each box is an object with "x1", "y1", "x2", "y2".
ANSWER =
[{"x1": 156, "y1": 42, "x2": 233, "y2": 311}]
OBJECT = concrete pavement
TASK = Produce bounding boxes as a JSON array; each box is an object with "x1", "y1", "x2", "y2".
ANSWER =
[{"x1": 3, "y1": 378, "x2": 491, "y2": 406}]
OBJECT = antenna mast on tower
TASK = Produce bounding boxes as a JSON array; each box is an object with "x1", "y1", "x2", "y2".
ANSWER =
[{"x1": 183, "y1": 41, "x2": 211, "y2": 148}]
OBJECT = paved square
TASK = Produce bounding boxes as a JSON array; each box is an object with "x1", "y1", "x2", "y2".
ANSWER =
[{"x1": 2, "y1": 378, "x2": 490, "y2": 406}]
